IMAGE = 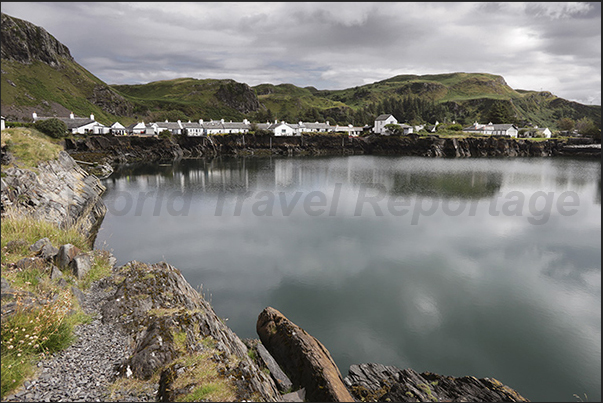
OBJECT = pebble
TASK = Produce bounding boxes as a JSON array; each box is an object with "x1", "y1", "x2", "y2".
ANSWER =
[{"x1": 3, "y1": 280, "x2": 155, "y2": 402}]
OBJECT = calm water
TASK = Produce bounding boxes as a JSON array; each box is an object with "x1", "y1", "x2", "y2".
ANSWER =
[{"x1": 95, "y1": 155, "x2": 601, "y2": 402}]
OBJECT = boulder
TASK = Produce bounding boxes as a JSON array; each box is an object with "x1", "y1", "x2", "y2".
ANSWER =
[
  {"x1": 70, "y1": 253, "x2": 91, "y2": 279},
  {"x1": 56, "y1": 244, "x2": 81, "y2": 269},
  {"x1": 257, "y1": 306, "x2": 354, "y2": 402}
]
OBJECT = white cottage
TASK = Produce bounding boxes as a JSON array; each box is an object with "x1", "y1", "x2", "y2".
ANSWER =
[
  {"x1": 272, "y1": 122, "x2": 298, "y2": 136},
  {"x1": 463, "y1": 122, "x2": 518, "y2": 138},
  {"x1": 110, "y1": 122, "x2": 127, "y2": 135},
  {"x1": 373, "y1": 114, "x2": 398, "y2": 134},
  {"x1": 32, "y1": 112, "x2": 107, "y2": 134}
]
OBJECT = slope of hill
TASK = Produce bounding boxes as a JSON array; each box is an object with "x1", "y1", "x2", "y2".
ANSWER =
[
  {"x1": 1, "y1": 12, "x2": 133, "y2": 125},
  {"x1": 1, "y1": 12, "x2": 600, "y2": 130}
]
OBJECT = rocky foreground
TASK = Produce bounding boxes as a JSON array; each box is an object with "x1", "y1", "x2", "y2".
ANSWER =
[{"x1": 2, "y1": 254, "x2": 531, "y2": 402}]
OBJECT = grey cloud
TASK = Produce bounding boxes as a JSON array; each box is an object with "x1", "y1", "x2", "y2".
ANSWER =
[{"x1": 1, "y1": 2, "x2": 600, "y2": 104}]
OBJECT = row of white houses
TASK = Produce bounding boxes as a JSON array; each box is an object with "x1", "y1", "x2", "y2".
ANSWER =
[
  {"x1": 28, "y1": 112, "x2": 549, "y2": 139},
  {"x1": 30, "y1": 112, "x2": 367, "y2": 137},
  {"x1": 461, "y1": 121, "x2": 552, "y2": 138}
]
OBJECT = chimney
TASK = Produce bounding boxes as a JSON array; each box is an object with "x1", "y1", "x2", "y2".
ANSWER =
[
  {"x1": 220, "y1": 119, "x2": 225, "y2": 123},
  {"x1": 70, "y1": 112, "x2": 75, "y2": 119},
  {"x1": 90, "y1": 114, "x2": 95, "y2": 120},
  {"x1": 199, "y1": 119, "x2": 204, "y2": 124},
  {"x1": 32, "y1": 112, "x2": 38, "y2": 120}
]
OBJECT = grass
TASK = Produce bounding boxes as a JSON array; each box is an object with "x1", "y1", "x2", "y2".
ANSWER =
[
  {"x1": 1, "y1": 127, "x2": 63, "y2": 171},
  {"x1": 0, "y1": 210, "x2": 112, "y2": 399},
  {"x1": 171, "y1": 351, "x2": 238, "y2": 402}
]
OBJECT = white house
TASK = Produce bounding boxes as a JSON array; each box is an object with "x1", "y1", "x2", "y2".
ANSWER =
[
  {"x1": 298, "y1": 121, "x2": 333, "y2": 134},
  {"x1": 518, "y1": 126, "x2": 552, "y2": 138},
  {"x1": 221, "y1": 119, "x2": 252, "y2": 134},
  {"x1": 373, "y1": 114, "x2": 398, "y2": 134},
  {"x1": 32, "y1": 112, "x2": 108, "y2": 135},
  {"x1": 333, "y1": 124, "x2": 364, "y2": 136},
  {"x1": 462, "y1": 122, "x2": 519, "y2": 138},
  {"x1": 153, "y1": 120, "x2": 184, "y2": 135},
  {"x1": 110, "y1": 121, "x2": 127, "y2": 135},
  {"x1": 182, "y1": 120, "x2": 205, "y2": 136},
  {"x1": 126, "y1": 122, "x2": 149, "y2": 135},
  {"x1": 272, "y1": 122, "x2": 298, "y2": 136}
]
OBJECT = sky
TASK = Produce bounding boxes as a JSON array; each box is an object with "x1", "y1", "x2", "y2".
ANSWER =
[{"x1": 1, "y1": 2, "x2": 601, "y2": 105}]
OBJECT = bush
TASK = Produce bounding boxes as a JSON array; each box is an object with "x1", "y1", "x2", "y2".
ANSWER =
[{"x1": 34, "y1": 118, "x2": 68, "y2": 139}]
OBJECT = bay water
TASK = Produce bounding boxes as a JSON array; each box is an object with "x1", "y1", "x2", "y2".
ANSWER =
[{"x1": 95, "y1": 155, "x2": 601, "y2": 402}]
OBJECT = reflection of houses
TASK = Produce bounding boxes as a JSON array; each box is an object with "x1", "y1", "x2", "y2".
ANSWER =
[
  {"x1": 462, "y1": 122, "x2": 518, "y2": 138},
  {"x1": 373, "y1": 114, "x2": 413, "y2": 135},
  {"x1": 518, "y1": 126, "x2": 552, "y2": 138},
  {"x1": 32, "y1": 112, "x2": 109, "y2": 134}
]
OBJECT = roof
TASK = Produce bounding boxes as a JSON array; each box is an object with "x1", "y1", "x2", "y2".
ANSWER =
[
  {"x1": 375, "y1": 114, "x2": 394, "y2": 121},
  {"x1": 34, "y1": 115, "x2": 100, "y2": 130}
]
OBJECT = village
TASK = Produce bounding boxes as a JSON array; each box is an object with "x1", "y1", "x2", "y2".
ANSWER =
[{"x1": 0, "y1": 112, "x2": 552, "y2": 139}]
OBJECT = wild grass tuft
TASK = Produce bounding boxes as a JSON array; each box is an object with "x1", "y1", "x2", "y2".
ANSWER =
[
  {"x1": 1, "y1": 127, "x2": 63, "y2": 171},
  {"x1": 0, "y1": 211, "x2": 112, "y2": 398}
]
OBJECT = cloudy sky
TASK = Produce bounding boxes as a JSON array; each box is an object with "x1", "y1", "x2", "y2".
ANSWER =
[{"x1": 2, "y1": 2, "x2": 601, "y2": 105}]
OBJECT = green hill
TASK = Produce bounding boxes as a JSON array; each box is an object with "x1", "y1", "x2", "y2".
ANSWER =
[
  {"x1": 1, "y1": 13, "x2": 134, "y2": 125},
  {"x1": 1, "y1": 12, "x2": 600, "y2": 131}
]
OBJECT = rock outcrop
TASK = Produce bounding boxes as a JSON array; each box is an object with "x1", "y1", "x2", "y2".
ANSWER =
[
  {"x1": 257, "y1": 306, "x2": 355, "y2": 402},
  {"x1": 99, "y1": 261, "x2": 283, "y2": 402},
  {"x1": 1, "y1": 12, "x2": 74, "y2": 67},
  {"x1": 214, "y1": 81, "x2": 261, "y2": 114},
  {"x1": 344, "y1": 363, "x2": 530, "y2": 402},
  {"x1": 1, "y1": 150, "x2": 107, "y2": 243}
]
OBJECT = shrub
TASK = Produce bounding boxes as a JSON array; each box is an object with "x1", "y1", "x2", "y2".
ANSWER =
[{"x1": 34, "y1": 118, "x2": 68, "y2": 139}]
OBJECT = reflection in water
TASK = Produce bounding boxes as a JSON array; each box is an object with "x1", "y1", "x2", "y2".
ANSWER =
[
  {"x1": 106, "y1": 156, "x2": 505, "y2": 199},
  {"x1": 97, "y1": 156, "x2": 601, "y2": 402}
]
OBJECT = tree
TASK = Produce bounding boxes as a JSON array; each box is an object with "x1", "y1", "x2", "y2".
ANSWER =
[
  {"x1": 575, "y1": 117, "x2": 601, "y2": 138},
  {"x1": 487, "y1": 101, "x2": 514, "y2": 124},
  {"x1": 557, "y1": 117, "x2": 575, "y2": 132},
  {"x1": 34, "y1": 118, "x2": 68, "y2": 138},
  {"x1": 384, "y1": 123, "x2": 402, "y2": 136},
  {"x1": 158, "y1": 130, "x2": 172, "y2": 140}
]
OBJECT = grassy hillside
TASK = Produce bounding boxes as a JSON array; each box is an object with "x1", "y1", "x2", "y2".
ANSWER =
[
  {"x1": 1, "y1": 58, "x2": 129, "y2": 125},
  {"x1": 112, "y1": 77, "x2": 251, "y2": 122}
]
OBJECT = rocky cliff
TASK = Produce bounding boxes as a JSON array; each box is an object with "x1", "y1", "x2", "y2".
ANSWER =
[
  {"x1": 1, "y1": 150, "x2": 107, "y2": 243},
  {"x1": 64, "y1": 133, "x2": 600, "y2": 169},
  {"x1": 0, "y1": 12, "x2": 73, "y2": 67}
]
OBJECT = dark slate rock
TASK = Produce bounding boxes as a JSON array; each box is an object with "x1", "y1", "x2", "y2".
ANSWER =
[
  {"x1": 256, "y1": 342, "x2": 293, "y2": 393},
  {"x1": 344, "y1": 363, "x2": 530, "y2": 402}
]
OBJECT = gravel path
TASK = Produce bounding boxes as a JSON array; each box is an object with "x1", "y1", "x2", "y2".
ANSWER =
[{"x1": 2, "y1": 281, "x2": 150, "y2": 402}]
